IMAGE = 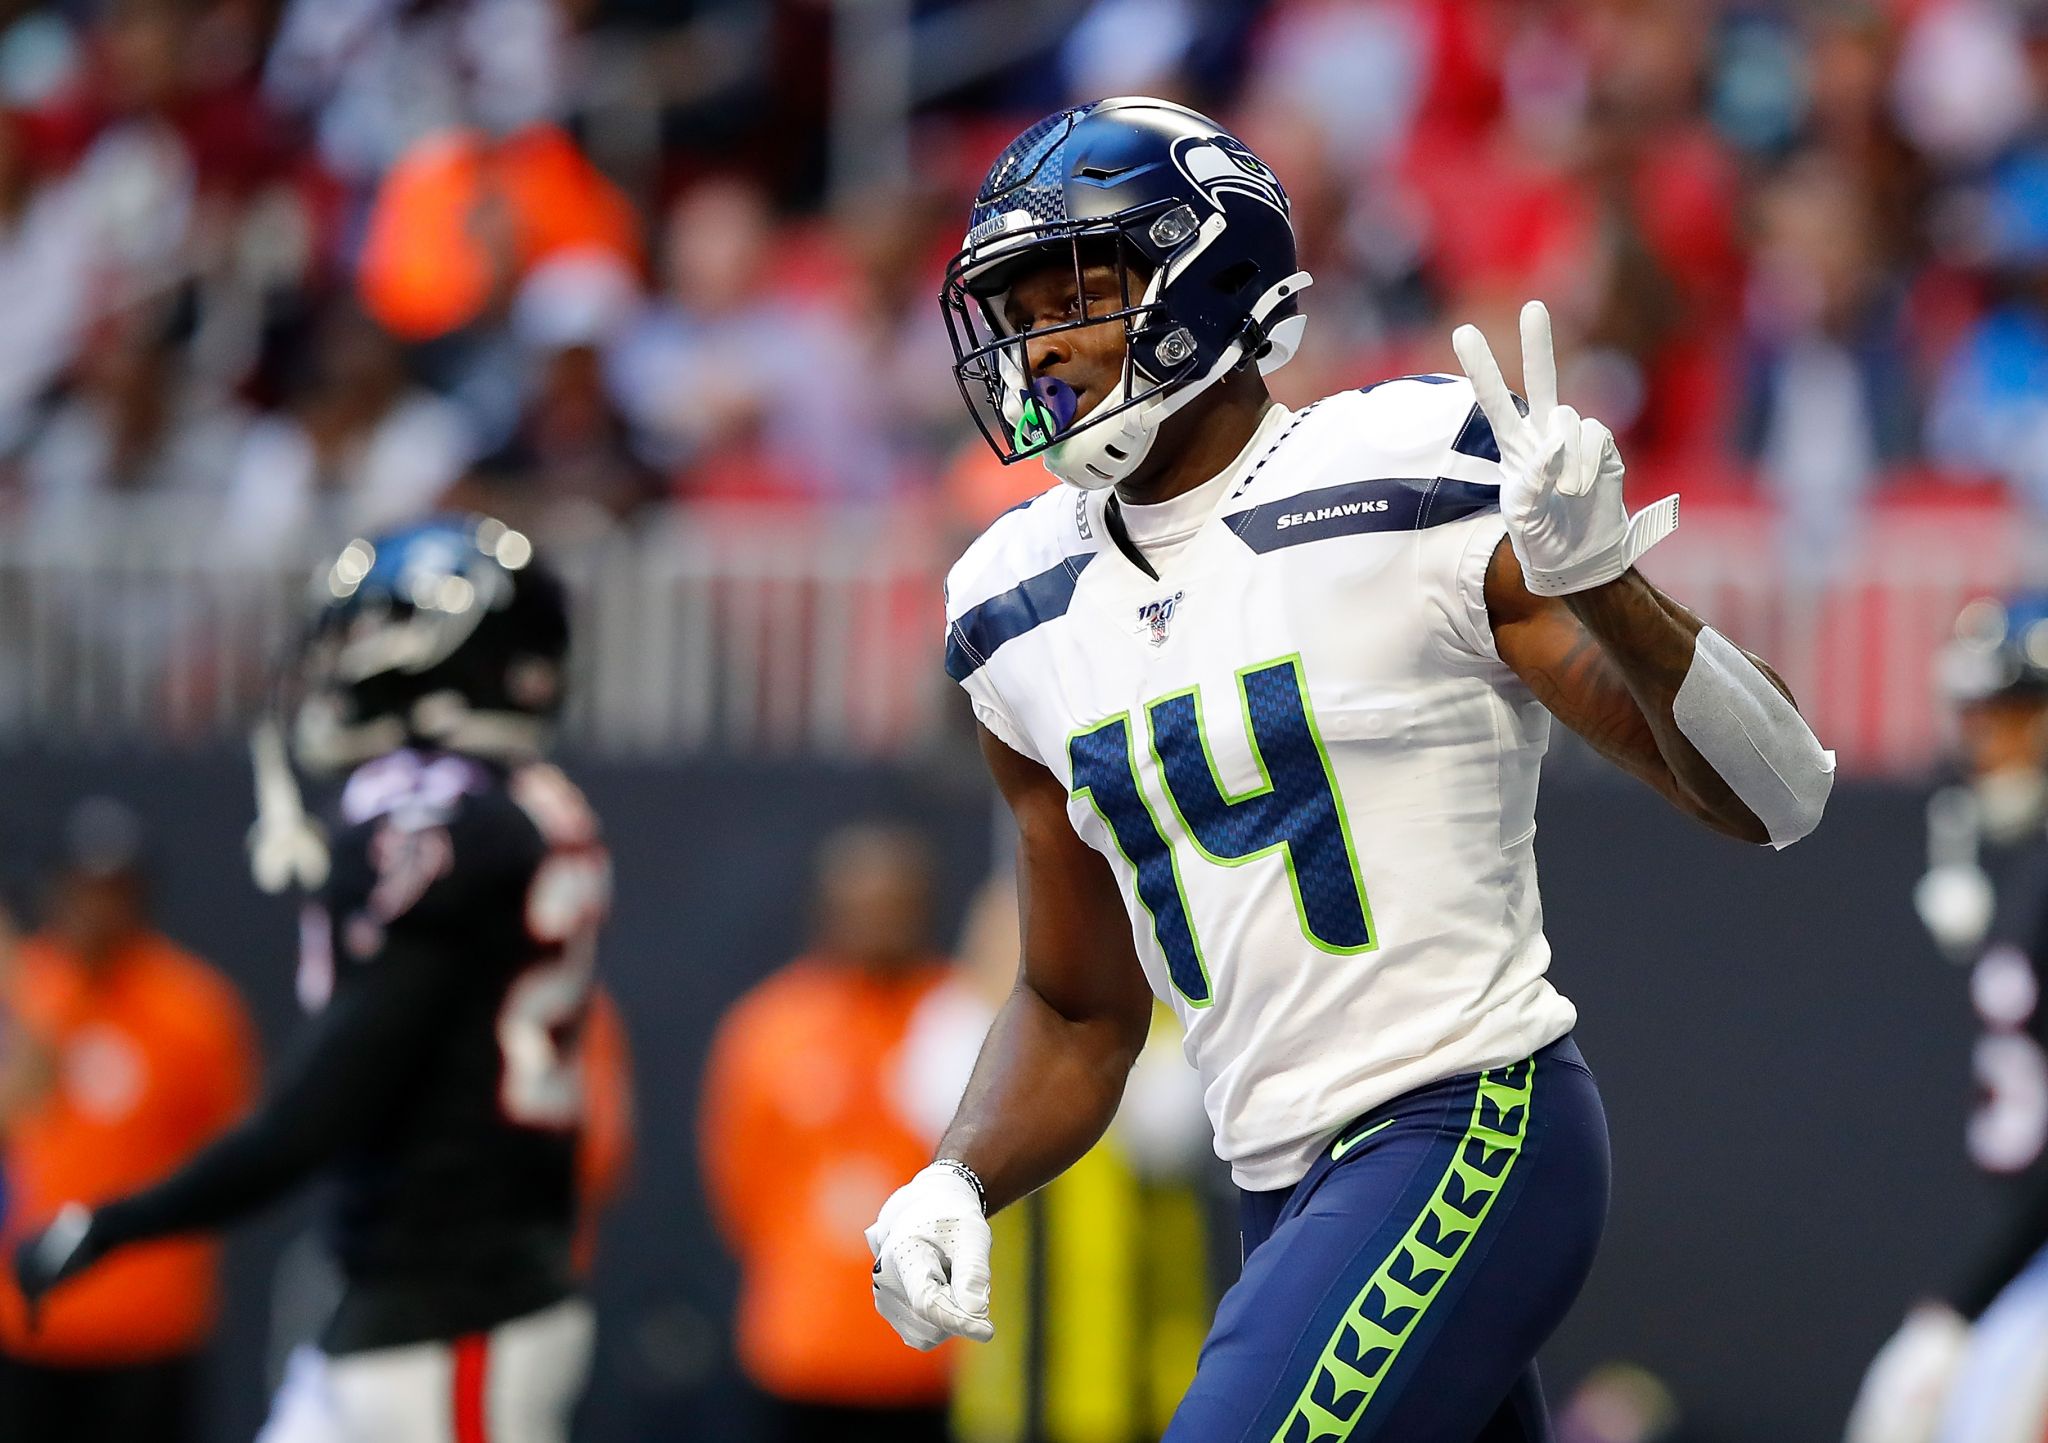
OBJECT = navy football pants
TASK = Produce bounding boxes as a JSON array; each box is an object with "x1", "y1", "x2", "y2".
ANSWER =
[{"x1": 1165, "y1": 1036, "x2": 1609, "y2": 1443}]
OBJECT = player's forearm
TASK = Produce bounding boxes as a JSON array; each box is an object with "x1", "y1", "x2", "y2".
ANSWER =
[
  {"x1": 99, "y1": 933, "x2": 461, "y2": 1251},
  {"x1": 1562, "y1": 571, "x2": 1788, "y2": 843},
  {"x1": 937, "y1": 977, "x2": 1144, "y2": 1214},
  {"x1": 92, "y1": 1106, "x2": 327, "y2": 1247}
]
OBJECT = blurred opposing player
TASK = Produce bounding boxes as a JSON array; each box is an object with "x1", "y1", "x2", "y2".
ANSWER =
[
  {"x1": 868, "y1": 98, "x2": 1835, "y2": 1442},
  {"x1": 1847, "y1": 594, "x2": 2048, "y2": 1443},
  {"x1": 13, "y1": 516, "x2": 611, "y2": 1443}
]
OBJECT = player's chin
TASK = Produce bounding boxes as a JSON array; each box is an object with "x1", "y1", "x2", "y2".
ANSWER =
[{"x1": 1071, "y1": 378, "x2": 1125, "y2": 426}]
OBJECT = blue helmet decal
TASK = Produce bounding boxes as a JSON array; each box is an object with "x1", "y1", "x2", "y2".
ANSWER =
[{"x1": 1171, "y1": 133, "x2": 1289, "y2": 218}]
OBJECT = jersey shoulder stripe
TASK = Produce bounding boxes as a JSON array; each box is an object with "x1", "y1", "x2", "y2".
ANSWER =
[
  {"x1": 944, "y1": 482, "x2": 1090, "y2": 614},
  {"x1": 1451, "y1": 401, "x2": 1505, "y2": 463},
  {"x1": 943, "y1": 480, "x2": 1097, "y2": 680},
  {"x1": 944, "y1": 550, "x2": 1097, "y2": 680}
]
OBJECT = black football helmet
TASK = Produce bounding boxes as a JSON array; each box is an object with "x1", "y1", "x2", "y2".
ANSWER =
[
  {"x1": 941, "y1": 96, "x2": 1312, "y2": 490},
  {"x1": 1942, "y1": 591, "x2": 2048, "y2": 706},
  {"x1": 289, "y1": 515, "x2": 570, "y2": 772}
]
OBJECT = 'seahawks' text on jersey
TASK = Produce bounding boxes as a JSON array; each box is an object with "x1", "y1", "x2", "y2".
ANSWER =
[
  {"x1": 306, "y1": 748, "x2": 610, "y2": 1349},
  {"x1": 944, "y1": 377, "x2": 1576, "y2": 1190}
]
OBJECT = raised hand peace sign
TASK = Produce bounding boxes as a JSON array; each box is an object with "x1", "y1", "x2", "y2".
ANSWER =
[{"x1": 1450, "y1": 300, "x2": 1677, "y2": 597}]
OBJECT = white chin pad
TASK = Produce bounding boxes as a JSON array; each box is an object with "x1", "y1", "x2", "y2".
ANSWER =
[
  {"x1": 1673, "y1": 627, "x2": 1835, "y2": 848},
  {"x1": 1045, "y1": 374, "x2": 1150, "y2": 489}
]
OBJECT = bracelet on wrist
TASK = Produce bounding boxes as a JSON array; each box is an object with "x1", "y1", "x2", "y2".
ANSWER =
[{"x1": 933, "y1": 1158, "x2": 987, "y2": 1216}]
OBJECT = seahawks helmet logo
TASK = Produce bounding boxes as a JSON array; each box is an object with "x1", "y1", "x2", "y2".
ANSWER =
[{"x1": 1171, "y1": 135, "x2": 1289, "y2": 218}]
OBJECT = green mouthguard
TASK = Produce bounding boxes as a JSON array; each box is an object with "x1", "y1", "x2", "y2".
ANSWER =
[{"x1": 1013, "y1": 398, "x2": 1051, "y2": 450}]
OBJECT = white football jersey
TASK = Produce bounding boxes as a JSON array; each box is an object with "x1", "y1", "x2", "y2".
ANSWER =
[{"x1": 944, "y1": 376, "x2": 1578, "y2": 1190}]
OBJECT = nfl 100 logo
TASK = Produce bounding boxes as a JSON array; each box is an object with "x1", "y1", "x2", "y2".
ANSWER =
[{"x1": 1138, "y1": 592, "x2": 1185, "y2": 647}]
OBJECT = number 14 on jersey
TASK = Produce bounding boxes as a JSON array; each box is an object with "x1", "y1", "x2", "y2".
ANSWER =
[{"x1": 1068, "y1": 654, "x2": 1376, "y2": 1007}]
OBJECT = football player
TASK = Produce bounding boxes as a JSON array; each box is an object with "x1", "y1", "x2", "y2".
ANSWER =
[
  {"x1": 14, "y1": 516, "x2": 611, "y2": 1443},
  {"x1": 869, "y1": 98, "x2": 1834, "y2": 1441},
  {"x1": 1847, "y1": 594, "x2": 2048, "y2": 1443}
]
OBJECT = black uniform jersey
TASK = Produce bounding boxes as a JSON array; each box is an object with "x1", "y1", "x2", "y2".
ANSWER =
[
  {"x1": 91, "y1": 748, "x2": 610, "y2": 1353},
  {"x1": 1951, "y1": 822, "x2": 2048, "y2": 1318}
]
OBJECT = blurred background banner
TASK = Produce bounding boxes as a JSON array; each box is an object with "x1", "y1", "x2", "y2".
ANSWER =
[{"x1": 0, "y1": 0, "x2": 2042, "y2": 1439}]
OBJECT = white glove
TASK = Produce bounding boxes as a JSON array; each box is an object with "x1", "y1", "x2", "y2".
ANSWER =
[
  {"x1": 1451, "y1": 300, "x2": 1678, "y2": 597},
  {"x1": 1844, "y1": 1304, "x2": 1970, "y2": 1443},
  {"x1": 865, "y1": 1162, "x2": 995, "y2": 1349}
]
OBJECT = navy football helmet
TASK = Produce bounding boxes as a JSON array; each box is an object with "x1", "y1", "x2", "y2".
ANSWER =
[
  {"x1": 1942, "y1": 591, "x2": 2048, "y2": 705},
  {"x1": 288, "y1": 515, "x2": 571, "y2": 772},
  {"x1": 941, "y1": 96, "x2": 1311, "y2": 489}
]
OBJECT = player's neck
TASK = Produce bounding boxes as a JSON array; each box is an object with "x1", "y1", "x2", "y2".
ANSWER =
[{"x1": 1114, "y1": 370, "x2": 1274, "y2": 508}]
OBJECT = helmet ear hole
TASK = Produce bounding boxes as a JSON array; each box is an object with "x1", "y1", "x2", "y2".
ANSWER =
[{"x1": 1213, "y1": 260, "x2": 1259, "y2": 296}]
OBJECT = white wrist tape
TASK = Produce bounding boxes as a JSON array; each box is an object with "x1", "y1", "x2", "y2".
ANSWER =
[{"x1": 1672, "y1": 628, "x2": 1835, "y2": 848}]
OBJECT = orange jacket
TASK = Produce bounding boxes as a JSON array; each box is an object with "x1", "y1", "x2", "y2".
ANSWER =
[
  {"x1": 699, "y1": 958, "x2": 956, "y2": 1407},
  {"x1": 358, "y1": 123, "x2": 642, "y2": 342},
  {"x1": 0, "y1": 932, "x2": 257, "y2": 1364},
  {"x1": 573, "y1": 986, "x2": 634, "y2": 1275}
]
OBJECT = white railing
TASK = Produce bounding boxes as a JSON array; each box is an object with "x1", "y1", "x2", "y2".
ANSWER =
[
  {"x1": 0, "y1": 499, "x2": 953, "y2": 757},
  {"x1": 0, "y1": 495, "x2": 2031, "y2": 771}
]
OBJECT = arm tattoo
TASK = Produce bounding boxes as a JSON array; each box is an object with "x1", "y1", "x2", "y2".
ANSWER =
[
  {"x1": 1516, "y1": 619, "x2": 1668, "y2": 783},
  {"x1": 1488, "y1": 540, "x2": 1770, "y2": 839}
]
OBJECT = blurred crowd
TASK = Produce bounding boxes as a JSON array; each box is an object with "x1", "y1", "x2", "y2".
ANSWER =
[{"x1": 1, "y1": 0, "x2": 2047, "y2": 563}]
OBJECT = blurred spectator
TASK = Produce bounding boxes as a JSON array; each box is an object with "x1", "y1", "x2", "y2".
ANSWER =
[
  {"x1": 698, "y1": 823, "x2": 958, "y2": 1443},
  {"x1": 1891, "y1": 0, "x2": 2038, "y2": 170},
  {"x1": 0, "y1": 797, "x2": 258, "y2": 1443},
  {"x1": 607, "y1": 176, "x2": 897, "y2": 501},
  {"x1": 446, "y1": 246, "x2": 659, "y2": 541},
  {"x1": 33, "y1": 0, "x2": 287, "y2": 204},
  {"x1": 1739, "y1": 154, "x2": 1916, "y2": 571},
  {"x1": 831, "y1": 183, "x2": 967, "y2": 479},
  {"x1": 223, "y1": 301, "x2": 478, "y2": 546},
  {"x1": 357, "y1": 122, "x2": 639, "y2": 345},
  {"x1": 24, "y1": 306, "x2": 248, "y2": 550},
  {"x1": 0, "y1": 7, "x2": 82, "y2": 114},
  {"x1": 1928, "y1": 142, "x2": 2048, "y2": 513},
  {"x1": 265, "y1": 0, "x2": 571, "y2": 192},
  {"x1": 1798, "y1": 7, "x2": 1928, "y2": 272},
  {"x1": 1059, "y1": 0, "x2": 1201, "y2": 103},
  {"x1": 0, "y1": 108, "x2": 100, "y2": 456},
  {"x1": 1241, "y1": 0, "x2": 1449, "y2": 173},
  {"x1": 0, "y1": 902, "x2": 45, "y2": 1241}
]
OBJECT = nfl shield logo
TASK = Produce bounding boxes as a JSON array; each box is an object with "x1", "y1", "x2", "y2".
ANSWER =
[{"x1": 1138, "y1": 592, "x2": 1184, "y2": 648}]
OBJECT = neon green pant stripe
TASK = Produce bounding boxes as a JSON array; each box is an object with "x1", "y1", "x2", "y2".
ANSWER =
[{"x1": 1267, "y1": 1059, "x2": 1537, "y2": 1443}]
